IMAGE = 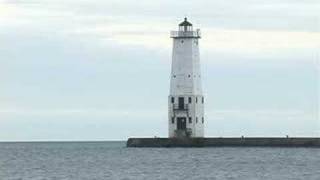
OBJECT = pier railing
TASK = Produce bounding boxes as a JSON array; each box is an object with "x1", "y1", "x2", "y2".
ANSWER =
[
  {"x1": 172, "y1": 104, "x2": 189, "y2": 117},
  {"x1": 173, "y1": 104, "x2": 189, "y2": 111}
]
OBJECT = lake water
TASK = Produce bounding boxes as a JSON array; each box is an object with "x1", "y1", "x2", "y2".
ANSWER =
[{"x1": 0, "y1": 142, "x2": 319, "y2": 180}]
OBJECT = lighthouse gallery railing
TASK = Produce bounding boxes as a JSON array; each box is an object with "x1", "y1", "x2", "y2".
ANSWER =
[{"x1": 170, "y1": 30, "x2": 201, "y2": 38}]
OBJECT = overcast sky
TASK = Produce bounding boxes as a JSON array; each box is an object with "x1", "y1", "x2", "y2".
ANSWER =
[{"x1": 0, "y1": 0, "x2": 319, "y2": 141}]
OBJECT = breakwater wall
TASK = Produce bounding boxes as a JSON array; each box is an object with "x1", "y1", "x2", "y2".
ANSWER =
[{"x1": 127, "y1": 137, "x2": 320, "y2": 147}]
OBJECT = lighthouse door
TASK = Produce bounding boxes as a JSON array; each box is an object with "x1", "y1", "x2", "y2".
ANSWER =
[
  {"x1": 177, "y1": 117, "x2": 186, "y2": 130},
  {"x1": 178, "y1": 97, "x2": 184, "y2": 109}
]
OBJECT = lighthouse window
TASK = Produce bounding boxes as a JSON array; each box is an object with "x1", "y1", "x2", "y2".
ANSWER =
[
  {"x1": 189, "y1": 117, "x2": 192, "y2": 123},
  {"x1": 202, "y1": 97, "x2": 204, "y2": 103},
  {"x1": 196, "y1": 97, "x2": 198, "y2": 103},
  {"x1": 196, "y1": 117, "x2": 198, "y2": 123},
  {"x1": 188, "y1": 97, "x2": 192, "y2": 103},
  {"x1": 188, "y1": 74, "x2": 191, "y2": 78},
  {"x1": 171, "y1": 117, "x2": 174, "y2": 124},
  {"x1": 181, "y1": 40, "x2": 184, "y2": 43},
  {"x1": 171, "y1": 97, "x2": 174, "y2": 103},
  {"x1": 202, "y1": 117, "x2": 204, "y2": 123}
]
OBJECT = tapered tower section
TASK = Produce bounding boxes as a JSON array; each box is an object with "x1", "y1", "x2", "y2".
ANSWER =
[{"x1": 168, "y1": 18, "x2": 204, "y2": 138}]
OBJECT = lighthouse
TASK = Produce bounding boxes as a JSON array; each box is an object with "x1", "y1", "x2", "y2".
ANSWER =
[
  {"x1": 127, "y1": 18, "x2": 320, "y2": 148},
  {"x1": 168, "y1": 18, "x2": 204, "y2": 138}
]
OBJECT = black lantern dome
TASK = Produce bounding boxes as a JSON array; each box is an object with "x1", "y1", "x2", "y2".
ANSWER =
[{"x1": 179, "y1": 18, "x2": 193, "y2": 31}]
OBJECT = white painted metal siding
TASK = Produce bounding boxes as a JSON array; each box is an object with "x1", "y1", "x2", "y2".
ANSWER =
[{"x1": 168, "y1": 21, "x2": 204, "y2": 138}]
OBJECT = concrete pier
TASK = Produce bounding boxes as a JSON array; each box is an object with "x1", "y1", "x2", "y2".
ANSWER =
[{"x1": 127, "y1": 137, "x2": 320, "y2": 147}]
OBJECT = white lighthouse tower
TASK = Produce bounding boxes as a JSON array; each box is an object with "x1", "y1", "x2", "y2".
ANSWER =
[{"x1": 168, "y1": 18, "x2": 204, "y2": 138}]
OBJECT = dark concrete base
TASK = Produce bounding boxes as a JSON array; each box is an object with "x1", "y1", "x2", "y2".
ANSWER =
[{"x1": 127, "y1": 137, "x2": 320, "y2": 147}]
